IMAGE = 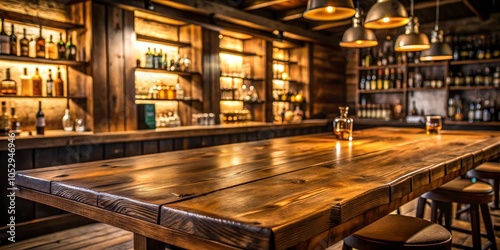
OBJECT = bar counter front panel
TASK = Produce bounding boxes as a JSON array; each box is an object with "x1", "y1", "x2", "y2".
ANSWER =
[{"x1": 15, "y1": 128, "x2": 500, "y2": 250}]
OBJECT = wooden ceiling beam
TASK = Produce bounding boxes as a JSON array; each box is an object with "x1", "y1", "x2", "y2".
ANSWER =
[
  {"x1": 462, "y1": 0, "x2": 490, "y2": 20},
  {"x1": 311, "y1": 20, "x2": 351, "y2": 31},
  {"x1": 276, "y1": 7, "x2": 306, "y2": 21},
  {"x1": 153, "y1": 0, "x2": 332, "y2": 44},
  {"x1": 243, "y1": 0, "x2": 290, "y2": 11}
]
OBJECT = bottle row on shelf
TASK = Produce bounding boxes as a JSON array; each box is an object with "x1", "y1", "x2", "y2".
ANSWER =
[
  {"x1": 356, "y1": 103, "x2": 399, "y2": 121},
  {"x1": 0, "y1": 101, "x2": 20, "y2": 135},
  {"x1": 221, "y1": 84, "x2": 260, "y2": 102},
  {"x1": 156, "y1": 111, "x2": 181, "y2": 128},
  {"x1": 1, "y1": 66, "x2": 65, "y2": 97},
  {"x1": 272, "y1": 89, "x2": 305, "y2": 103},
  {"x1": 274, "y1": 106, "x2": 304, "y2": 124},
  {"x1": 221, "y1": 109, "x2": 252, "y2": 123},
  {"x1": 408, "y1": 69, "x2": 444, "y2": 89},
  {"x1": 447, "y1": 95, "x2": 498, "y2": 122},
  {"x1": 446, "y1": 66, "x2": 500, "y2": 87},
  {"x1": 359, "y1": 68, "x2": 403, "y2": 90},
  {"x1": 139, "y1": 48, "x2": 191, "y2": 72},
  {"x1": 192, "y1": 113, "x2": 216, "y2": 126},
  {"x1": 135, "y1": 82, "x2": 185, "y2": 100},
  {"x1": 0, "y1": 19, "x2": 78, "y2": 61}
]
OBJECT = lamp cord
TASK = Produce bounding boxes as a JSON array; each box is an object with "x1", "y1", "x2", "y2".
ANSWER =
[
  {"x1": 411, "y1": 0, "x2": 414, "y2": 16},
  {"x1": 435, "y1": 0, "x2": 440, "y2": 30}
]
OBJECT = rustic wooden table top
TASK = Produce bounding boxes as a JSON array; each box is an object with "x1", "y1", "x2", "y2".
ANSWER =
[{"x1": 15, "y1": 128, "x2": 500, "y2": 250}]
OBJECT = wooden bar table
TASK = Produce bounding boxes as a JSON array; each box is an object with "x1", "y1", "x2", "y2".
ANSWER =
[{"x1": 15, "y1": 128, "x2": 500, "y2": 250}]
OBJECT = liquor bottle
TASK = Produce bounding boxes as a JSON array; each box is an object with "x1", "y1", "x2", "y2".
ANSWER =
[
  {"x1": 484, "y1": 67, "x2": 492, "y2": 86},
  {"x1": 182, "y1": 55, "x2": 191, "y2": 72},
  {"x1": 467, "y1": 102, "x2": 475, "y2": 122},
  {"x1": 389, "y1": 68, "x2": 396, "y2": 89},
  {"x1": 46, "y1": 34, "x2": 57, "y2": 59},
  {"x1": 455, "y1": 72, "x2": 464, "y2": 86},
  {"x1": 447, "y1": 98, "x2": 456, "y2": 119},
  {"x1": 46, "y1": 69, "x2": 54, "y2": 97},
  {"x1": 175, "y1": 83, "x2": 184, "y2": 99},
  {"x1": 9, "y1": 24, "x2": 16, "y2": 56},
  {"x1": 364, "y1": 48, "x2": 372, "y2": 67},
  {"x1": 9, "y1": 107, "x2": 20, "y2": 135},
  {"x1": 393, "y1": 98, "x2": 403, "y2": 120},
  {"x1": 407, "y1": 52, "x2": 414, "y2": 63},
  {"x1": 365, "y1": 72, "x2": 371, "y2": 90},
  {"x1": 156, "y1": 49, "x2": 163, "y2": 69},
  {"x1": 370, "y1": 70, "x2": 376, "y2": 90},
  {"x1": 20, "y1": 28, "x2": 29, "y2": 57},
  {"x1": 0, "y1": 19, "x2": 10, "y2": 55},
  {"x1": 163, "y1": 53, "x2": 169, "y2": 70},
  {"x1": 490, "y1": 101, "x2": 497, "y2": 121},
  {"x1": 333, "y1": 106, "x2": 353, "y2": 140},
  {"x1": 54, "y1": 67, "x2": 64, "y2": 96},
  {"x1": 445, "y1": 72, "x2": 454, "y2": 86},
  {"x1": 29, "y1": 37, "x2": 36, "y2": 58},
  {"x1": 0, "y1": 102, "x2": 9, "y2": 135},
  {"x1": 493, "y1": 35, "x2": 500, "y2": 58},
  {"x1": 65, "y1": 36, "x2": 77, "y2": 60},
  {"x1": 474, "y1": 99, "x2": 482, "y2": 121},
  {"x1": 474, "y1": 69, "x2": 484, "y2": 86},
  {"x1": 383, "y1": 68, "x2": 390, "y2": 90},
  {"x1": 485, "y1": 35, "x2": 492, "y2": 59},
  {"x1": 1, "y1": 68, "x2": 17, "y2": 95},
  {"x1": 482, "y1": 100, "x2": 491, "y2": 122},
  {"x1": 467, "y1": 36, "x2": 475, "y2": 59},
  {"x1": 452, "y1": 35, "x2": 460, "y2": 61},
  {"x1": 359, "y1": 72, "x2": 365, "y2": 90},
  {"x1": 152, "y1": 48, "x2": 158, "y2": 69},
  {"x1": 57, "y1": 33, "x2": 66, "y2": 60},
  {"x1": 410, "y1": 101, "x2": 418, "y2": 116},
  {"x1": 62, "y1": 106, "x2": 73, "y2": 132},
  {"x1": 36, "y1": 25, "x2": 45, "y2": 58},
  {"x1": 145, "y1": 47, "x2": 153, "y2": 68},
  {"x1": 376, "y1": 47, "x2": 383, "y2": 66},
  {"x1": 32, "y1": 67, "x2": 42, "y2": 96},
  {"x1": 376, "y1": 69, "x2": 383, "y2": 90},
  {"x1": 396, "y1": 68, "x2": 403, "y2": 89},
  {"x1": 465, "y1": 69, "x2": 474, "y2": 87},
  {"x1": 36, "y1": 101, "x2": 45, "y2": 135},
  {"x1": 21, "y1": 67, "x2": 31, "y2": 96},
  {"x1": 494, "y1": 66, "x2": 500, "y2": 87},
  {"x1": 476, "y1": 35, "x2": 485, "y2": 60}
]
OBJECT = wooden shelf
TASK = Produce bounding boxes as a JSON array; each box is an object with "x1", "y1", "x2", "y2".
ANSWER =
[
  {"x1": 408, "y1": 62, "x2": 446, "y2": 67},
  {"x1": 136, "y1": 98, "x2": 201, "y2": 102},
  {"x1": 449, "y1": 86, "x2": 499, "y2": 91},
  {"x1": 0, "y1": 54, "x2": 87, "y2": 67},
  {"x1": 407, "y1": 87, "x2": 446, "y2": 91},
  {"x1": 136, "y1": 34, "x2": 191, "y2": 47},
  {"x1": 221, "y1": 99, "x2": 264, "y2": 104},
  {"x1": 0, "y1": 95, "x2": 87, "y2": 99},
  {"x1": 220, "y1": 75, "x2": 264, "y2": 81},
  {"x1": 273, "y1": 58, "x2": 298, "y2": 65},
  {"x1": 272, "y1": 79, "x2": 303, "y2": 84},
  {"x1": 359, "y1": 89, "x2": 404, "y2": 94},
  {"x1": 220, "y1": 48, "x2": 260, "y2": 57},
  {"x1": 445, "y1": 120, "x2": 500, "y2": 127},
  {"x1": 135, "y1": 67, "x2": 199, "y2": 76},
  {"x1": 357, "y1": 64, "x2": 403, "y2": 70},
  {"x1": 450, "y1": 58, "x2": 500, "y2": 66},
  {"x1": 273, "y1": 100, "x2": 306, "y2": 104},
  {"x1": 0, "y1": 10, "x2": 84, "y2": 30}
]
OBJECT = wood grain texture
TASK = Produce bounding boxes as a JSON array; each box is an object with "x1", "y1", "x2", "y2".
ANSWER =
[{"x1": 14, "y1": 128, "x2": 500, "y2": 250}]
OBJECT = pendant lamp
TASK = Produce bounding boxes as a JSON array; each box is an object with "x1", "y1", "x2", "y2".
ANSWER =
[
  {"x1": 394, "y1": 0, "x2": 430, "y2": 52},
  {"x1": 420, "y1": 0, "x2": 452, "y2": 61},
  {"x1": 340, "y1": 8, "x2": 378, "y2": 48},
  {"x1": 303, "y1": 0, "x2": 356, "y2": 21},
  {"x1": 364, "y1": 0, "x2": 409, "y2": 29}
]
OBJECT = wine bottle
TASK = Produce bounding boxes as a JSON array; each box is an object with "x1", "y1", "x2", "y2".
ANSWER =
[
  {"x1": 20, "y1": 28, "x2": 29, "y2": 57},
  {"x1": 0, "y1": 18, "x2": 10, "y2": 55},
  {"x1": 54, "y1": 67, "x2": 64, "y2": 96},
  {"x1": 0, "y1": 102, "x2": 9, "y2": 135},
  {"x1": 65, "y1": 36, "x2": 77, "y2": 60},
  {"x1": 21, "y1": 67, "x2": 31, "y2": 96},
  {"x1": 145, "y1": 47, "x2": 153, "y2": 68},
  {"x1": 1, "y1": 68, "x2": 17, "y2": 95},
  {"x1": 9, "y1": 107, "x2": 20, "y2": 135},
  {"x1": 36, "y1": 101, "x2": 45, "y2": 135},
  {"x1": 32, "y1": 67, "x2": 43, "y2": 96},
  {"x1": 35, "y1": 25, "x2": 45, "y2": 58},
  {"x1": 47, "y1": 34, "x2": 57, "y2": 59},
  {"x1": 57, "y1": 33, "x2": 66, "y2": 60},
  {"x1": 9, "y1": 23, "x2": 16, "y2": 56},
  {"x1": 46, "y1": 69, "x2": 54, "y2": 97}
]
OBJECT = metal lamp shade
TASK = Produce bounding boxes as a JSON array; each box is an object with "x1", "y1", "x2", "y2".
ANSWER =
[
  {"x1": 394, "y1": 17, "x2": 430, "y2": 52},
  {"x1": 420, "y1": 29, "x2": 452, "y2": 61},
  {"x1": 340, "y1": 26, "x2": 378, "y2": 48},
  {"x1": 364, "y1": 0, "x2": 409, "y2": 29},
  {"x1": 303, "y1": 0, "x2": 356, "y2": 21}
]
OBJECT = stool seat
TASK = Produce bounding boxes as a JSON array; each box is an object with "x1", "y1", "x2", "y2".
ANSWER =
[
  {"x1": 468, "y1": 162, "x2": 500, "y2": 179},
  {"x1": 343, "y1": 215, "x2": 452, "y2": 250},
  {"x1": 421, "y1": 179, "x2": 494, "y2": 204}
]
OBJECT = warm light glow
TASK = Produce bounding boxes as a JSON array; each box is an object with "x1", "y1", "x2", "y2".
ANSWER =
[
  {"x1": 394, "y1": 44, "x2": 430, "y2": 52},
  {"x1": 356, "y1": 40, "x2": 363, "y2": 44},
  {"x1": 339, "y1": 40, "x2": 378, "y2": 48},
  {"x1": 382, "y1": 17, "x2": 391, "y2": 23},
  {"x1": 326, "y1": 6, "x2": 335, "y2": 13},
  {"x1": 420, "y1": 55, "x2": 453, "y2": 61}
]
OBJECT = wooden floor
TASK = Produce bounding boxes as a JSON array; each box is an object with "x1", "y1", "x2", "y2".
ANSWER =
[{"x1": 2, "y1": 198, "x2": 500, "y2": 250}]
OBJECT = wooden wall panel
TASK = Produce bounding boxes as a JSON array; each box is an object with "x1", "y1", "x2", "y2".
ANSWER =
[
  {"x1": 202, "y1": 28, "x2": 221, "y2": 121},
  {"x1": 124, "y1": 142, "x2": 142, "y2": 157},
  {"x1": 123, "y1": 10, "x2": 138, "y2": 131},
  {"x1": 79, "y1": 144, "x2": 104, "y2": 162},
  {"x1": 104, "y1": 143, "x2": 124, "y2": 159},
  {"x1": 159, "y1": 139, "x2": 174, "y2": 152},
  {"x1": 91, "y1": 3, "x2": 110, "y2": 132},
  {"x1": 142, "y1": 141, "x2": 159, "y2": 154},
  {"x1": 107, "y1": 6, "x2": 126, "y2": 132}
]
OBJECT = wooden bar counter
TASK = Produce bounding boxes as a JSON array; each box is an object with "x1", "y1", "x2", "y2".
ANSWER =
[{"x1": 14, "y1": 128, "x2": 500, "y2": 250}]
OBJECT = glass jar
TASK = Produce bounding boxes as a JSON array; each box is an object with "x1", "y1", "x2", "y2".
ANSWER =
[{"x1": 333, "y1": 106, "x2": 353, "y2": 141}]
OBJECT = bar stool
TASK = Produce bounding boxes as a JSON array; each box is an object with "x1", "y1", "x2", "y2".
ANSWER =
[
  {"x1": 342, "y1": 214, "x2": 452, "y2": 250},
  {"x1": 467, "y1": 162, "x2": 500, "y2": 209},
  {"x1": 416, "y1": 178, "x2": 497, "y2": 250}
]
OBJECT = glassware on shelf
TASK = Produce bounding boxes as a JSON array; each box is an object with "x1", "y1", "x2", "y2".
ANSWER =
[
  {"x1": 75, "y1": 118, "x2": 85, "y2": 132},
  {"x1": 62, "y1": 109, "x2": 74, "y2": 132},
  {"x1": 333, "y1": 106, "x2": 353, "y2": 141}
]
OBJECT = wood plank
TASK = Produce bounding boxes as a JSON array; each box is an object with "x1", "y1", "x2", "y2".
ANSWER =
[
  {"x1": 104, "y1": 143, "x2": 124, "y2": 159},
  {"x1": 123, "y1": 9, "x2": 137, "y2": 131},
  {"x1": 107, "y1": 5, "x2": 126, "y2": 132},
  {"x1": 142, "y1": 141, "x2": 158, "y2": 155},
  {"x1": 124, "y1": 142, "x2": 142, "y2": 157},
  {"x1": 91, "y1": 3, "x2": 110, "y2": 132}
]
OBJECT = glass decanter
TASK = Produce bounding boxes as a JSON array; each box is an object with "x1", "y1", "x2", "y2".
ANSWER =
[{"x1": 333, "y1": 106, "x2": 353, "y2": 141}]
